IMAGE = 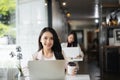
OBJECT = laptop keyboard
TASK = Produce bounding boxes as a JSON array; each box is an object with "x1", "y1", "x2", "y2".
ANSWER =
[
  {"x1": 66, "y1": 76, "x2": 81, "y2": 80},
  {"x1": 65, "y1": 75, "x2": 90, "y2": 80},
  {"x1": 66, "y1": 77, "x2": 81, "y2": 80}
]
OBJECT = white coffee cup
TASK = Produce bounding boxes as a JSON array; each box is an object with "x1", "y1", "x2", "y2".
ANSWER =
[{"x1": 67, "y1": 62, "x2": 77, "y2": 75}]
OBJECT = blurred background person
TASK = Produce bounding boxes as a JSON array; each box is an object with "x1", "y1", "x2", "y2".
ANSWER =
[{"x1": 61, "y1": 31, "x2": 84, "y2": 58}]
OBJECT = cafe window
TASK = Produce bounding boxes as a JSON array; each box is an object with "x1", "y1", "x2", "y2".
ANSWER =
[{"x1": 0, "y1": 0, "x2": 16, "y2": 67}]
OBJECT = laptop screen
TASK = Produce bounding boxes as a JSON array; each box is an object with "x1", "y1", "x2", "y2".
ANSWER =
[{"x1": 28, "y1": 60, "x2": 65, "y2": 80}]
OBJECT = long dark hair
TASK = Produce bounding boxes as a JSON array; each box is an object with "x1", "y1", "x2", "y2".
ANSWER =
[
  {"x1": 67, "y1": 31, "x2": 78, "y2": 47},
  {"x1": 38, "y1": 27, "x2": 64, "y2": 59}
]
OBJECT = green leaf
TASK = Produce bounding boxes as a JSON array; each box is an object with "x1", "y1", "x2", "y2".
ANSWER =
[
  {"x1": 0, "y1": 0, "x2": 16, "y2": 15},
  {"x1": 0, "y1": 23, "x2": 10, "y2": 37}
]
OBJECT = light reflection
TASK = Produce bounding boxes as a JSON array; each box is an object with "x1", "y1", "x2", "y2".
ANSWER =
[{"x1": 94, "y1": 4, "x2": 99, "y2": 18}]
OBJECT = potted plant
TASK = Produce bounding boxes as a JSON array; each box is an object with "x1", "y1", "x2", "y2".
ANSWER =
[{"x1": 10, "y1": 46, "x2": 24, "y2": 79}]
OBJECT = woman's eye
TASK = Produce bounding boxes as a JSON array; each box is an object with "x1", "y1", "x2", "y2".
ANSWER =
[
  {"x1": 50, "y1": 37, "x2": 53, "y2": 40},
  {"x1": 44, "y1": 37, "x2": 47, "y2": 40}
]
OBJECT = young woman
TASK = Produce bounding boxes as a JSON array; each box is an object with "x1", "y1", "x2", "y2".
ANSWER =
[
  {"x1": 32, "y1": 27, "x2": 77, "y2": 75},
  {"x1": 61, "y1": 31, "x2": 78, "y2": 47},
  {"x1": 67, "y1": 31, "x2": 78, "y2": 47},
  {"x1": 61, "y1": 31, "x2": 84, "y2": 58},
  {"x1": 22, "y1": 28, "x2": 77, "y2": 77},
  {"x1": 33, "y1": 27, "x2": 64, "y2": 60},
  {"x1": 61, "y1": 31, "x2": 84, "y2": 73}
]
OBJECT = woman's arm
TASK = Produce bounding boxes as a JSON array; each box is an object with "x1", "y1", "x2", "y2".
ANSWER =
[{"x1": 77, "y1": 44, "x2": 84, "y2": 58}]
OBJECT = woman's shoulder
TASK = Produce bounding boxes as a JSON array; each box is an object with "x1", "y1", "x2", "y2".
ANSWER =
[
  {"x1": 77, "y1": 43, "x2": 80, "y2": 47},
  {"x1": 61, "y1": 42, "x2": 67, "y2": 47},
  {"x1": 32, "y1": 50, "x2": 42, "y2": 60}
]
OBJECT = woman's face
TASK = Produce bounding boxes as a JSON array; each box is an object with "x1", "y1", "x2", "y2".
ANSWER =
[
  {"x1": 40, "y1": 31, "x2": 54, "y2": 50},
  {"x1": 67, "y1": 34, "x2": 74, "y2": 43}
]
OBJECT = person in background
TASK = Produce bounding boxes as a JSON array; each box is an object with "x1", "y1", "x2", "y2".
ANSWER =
[
  {"x1": 32, "y1": 27, "x2": 64, "y2": 60},
  {"x1": 61, "y1": 31, "x2": 84, "y2": 58},
  {"x1": 61, "y1": 31, "x2": 84, "y2": 73},
  {"x1": 67, "y1": 31, "x2": 78, "y2": 47}
]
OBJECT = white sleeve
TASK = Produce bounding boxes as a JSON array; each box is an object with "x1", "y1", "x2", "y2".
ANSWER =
[
  {"x1": 61, "y1": 42, "x2": 67, "y2": 47},
  {"x1": 77, "y1": 44, "x2": 84, "y2": 58}
]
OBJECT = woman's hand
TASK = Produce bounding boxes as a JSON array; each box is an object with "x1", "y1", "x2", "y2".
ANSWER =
[
  {"x1": 71, "y1": 67, "x2": 78, "y2": 76},
  {"x1": 67, "y1": 62, "x2": 78, "y2": 76},
  {"x1": 75, "y1": 54, "x2": 82, "y2": 59}
]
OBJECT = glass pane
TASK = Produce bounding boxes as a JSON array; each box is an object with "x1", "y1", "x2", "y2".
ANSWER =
[
  {"x1": 0, "y1": 0, "x2": 16, "y2": 45},
  {"x1": 0, "y1": 0, "x2": 16, "y2": 68}
]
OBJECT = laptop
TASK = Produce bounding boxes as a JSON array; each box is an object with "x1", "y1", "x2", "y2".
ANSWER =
[
  {"x1": 62, "y1": 47, "x2": 83, "y2": 61},
  {"x1": 28, "y1": 60, "x2": 65, "y2": 80}
]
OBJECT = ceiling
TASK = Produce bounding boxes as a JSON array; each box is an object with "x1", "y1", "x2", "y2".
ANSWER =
[{"x1": 58, "y1": 0, "x2": 120, "y2": 29}]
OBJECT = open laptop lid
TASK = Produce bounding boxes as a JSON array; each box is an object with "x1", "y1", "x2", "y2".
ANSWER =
[
  {"x1": 62, "y1": 47, "x2": 80, "y2": 58},
  {"x1": 62, "y1": 47, "x2": 83, "y2": 61},
  {"x1": 28, "y1": 60, "x2": 65, "y2": 80}
]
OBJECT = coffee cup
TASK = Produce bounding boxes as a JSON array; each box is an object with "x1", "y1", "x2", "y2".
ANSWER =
[{"x1": 67, "y1": 62, "x2": 77, "y2": 75}]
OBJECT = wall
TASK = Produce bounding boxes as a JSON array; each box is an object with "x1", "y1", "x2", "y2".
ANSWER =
[{"x1": 52, "y1": 0, "x2": 68, "y2": 42}]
